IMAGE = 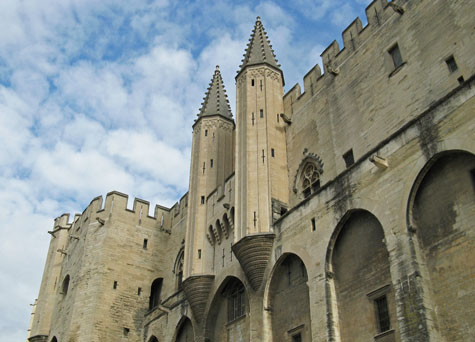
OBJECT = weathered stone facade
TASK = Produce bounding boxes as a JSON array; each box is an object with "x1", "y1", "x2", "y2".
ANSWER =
[{"x1": 29, "y1": 1, "x2": 475, "y2": 341}]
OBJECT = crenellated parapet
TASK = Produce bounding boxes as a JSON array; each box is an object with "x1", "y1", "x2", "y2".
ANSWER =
[{"x1": 283, "y1": 0, "x2": 405, "y2": 111}]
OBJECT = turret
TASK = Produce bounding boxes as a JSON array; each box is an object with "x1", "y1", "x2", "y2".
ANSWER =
[
  {"x1": 182, "y1": 66, "x2": 234, "y2": 323},
  {"x1": 232, "y1": 17, "x2": 289, "y2": 290},
  {"x1": 29, "y1": 215, "x2": 71, "y2": 342}
]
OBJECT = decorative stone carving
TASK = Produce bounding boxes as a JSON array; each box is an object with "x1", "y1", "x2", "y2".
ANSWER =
[
  {"x1": 181, "y1": 275, "x2": 214, "y2": 323},
  {"x1": 232, "y1": 233, "x2": 275, "y2": 291}
]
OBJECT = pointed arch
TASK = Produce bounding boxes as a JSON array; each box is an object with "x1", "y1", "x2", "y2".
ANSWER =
[
  {"x1": 174, "y1": 316, "x2": 194, "y2": 342},
  {"x1": 408, "y1": 150, "x2": 475, "y2": 340},
  {"x1": 61, "y1": 275, "x2": 70, "y2": 295},
  {"x1": 267, "y1": 253, "x2": 311, "y2": 341},
  {"x1": 222, "y1": 213, "x2": 230, "y2": 239},
  {"x1": 205, "y1": 276, "x2": 250, "y2": 342},
  {"x1": 325, "y1": 209, "x2": 398, "y2": 342},
  {"x1": 173, "y1": 247, "x2": 185, "y2": 291},
  {"x1": 207, "y1": 225, "x2": 215, "y2": 246},
  {"x1": 215, "y1": 219, "x2": 222, "y2": 244},
  {"x1": 293, "y1": 153, "x2": 324, "y2": 199},
  {"x1": 51, "y1": 337, "x2": 58, "y2": 342},
  {"x1": 147, "y1": 336, "x2": 158, "y2": 342}
]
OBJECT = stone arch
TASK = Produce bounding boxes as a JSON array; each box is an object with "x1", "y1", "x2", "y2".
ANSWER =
[
  {"x1": 325, "y1": 209, "x2": 398, "y2": 342},
  {"x1": 61, "y1": 275, "x2": 70, "y2": 295},
  {"x1": 207, "y1": 225, "x2": 215, "y2": 246},
  {"x1": 205, "y1": 276, "x2": 250, "y2": 342},
  {"x1": 147, "y1": 336, "x2": 158, "y2": 342},
  {"x1": 174, "y1": 316, "x2": 194, "y2": 342},
  {"x1": 173, "y1": 247, "x2": 184, "y2": 290},
  {"x1": 149, "y1": 278, "x2": 163, "y2": 310},
  {"x1": 215, "y1": 219, "x2": 222, "y2": 244},
  {"x1": 267, "y1": 253, "x2": 311, "y2": 342},
  {"x1": 408, "y1": 150, "x2": 475, "y2": 340},
  {"x1": 51, "y1": 337, "x2": 58, "y2": 342},
  {"x1": 222, "y1": 213, "x2": 230, "y2": 239},
  {"x1": 293, "y1": 153, "x2": 324, "y2": 199}
]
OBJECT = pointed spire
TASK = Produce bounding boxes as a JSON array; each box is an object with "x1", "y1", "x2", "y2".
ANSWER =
[
  {"x1": 197, "y1": 65, "x2": 233, "y2": 120},
  {"x1": 238, "y1": 16, "x2": 281, "y2": 75}
]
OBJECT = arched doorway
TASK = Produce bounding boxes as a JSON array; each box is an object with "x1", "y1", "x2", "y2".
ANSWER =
[
  {"x1": 327, "y1": 210, "x2": 398, "y2": 341},
  {"x1": 410, "y1": 151, "x2": 475, "y2": 340},
  {"x1": 268, "y1": 253, "x2": 311, "y2": 342},
  {"x1": 175, "y1": 317, "x2": 194, "y2": 342},
  {"x1": 205, "y1": 276, "x2": 249, "y2": 341}
]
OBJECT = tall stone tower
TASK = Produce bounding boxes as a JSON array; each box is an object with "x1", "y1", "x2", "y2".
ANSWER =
[
  {"x1": 233, "y1": 17, "x2": 289, "y2": 290},
  {"x1": 182, "y1": 66, "x2": 234, "y2": 323},
  {"x1": 29, "y1": 215, "x2": 71, "y2": 342}
]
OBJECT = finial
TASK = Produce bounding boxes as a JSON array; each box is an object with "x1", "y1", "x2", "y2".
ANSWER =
[
  {"x1": 216, "y1": 65, "x2": 220, "y2": 70},
  {"x1": 256, "y1": 16, "x2": 261, "y2": 22}
]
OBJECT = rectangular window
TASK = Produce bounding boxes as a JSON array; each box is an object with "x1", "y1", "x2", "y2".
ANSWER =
[
  {"x1": 375, "y1": 295, "x2": 390, "y2": 333},
  {"x1": 292, "y1": 333, "x2": 302, "y2": 342},
  {"x1": 198, "y1": 249, "x2": 202, "y2": 259},
  {"x1": 228, "y1": 286, "x2": 245, "y2": 322},
  {"x1": 311, "y1": 218, "x2": 316, "y2": 231},
  {"x1": 113, "y1": 281, "x2": 118, "y2": 289},
  {"x1": 143, "y1": 239, "x2": 148, "y2": 250},
  {"x1": 210, "y1": 159, "x2": 214, "y2": 168},
  {"x1": 138, "y1": 287, "x2": 142, "y2": 296},
  {"x1": 343, "y1": 149, "x2": 355, "y2": 168},
  {"x1": 205, "y1": 129, "x2": 208, "y2": 136},
  {"x1": 201, "y1": 196, "x2": 205, "y2": 204},
  {"x1": 260, "y1": 109, "x2": 264, "y2": 118},
  {"x1": 251, "y1": 79, "x2": 255, "y2": 86},
  {"x1": 388, "y1": 44, "x2": 403, "y2": 69},
  {"x1": 277, "y1": 114, "x2": 279, "y2": 122},
  {"x1": 446, "y1": 55, "x2": 458, "y2": 73},
  {"x1": 271, "y1": 148, "x2": 275, "y2": 157}
]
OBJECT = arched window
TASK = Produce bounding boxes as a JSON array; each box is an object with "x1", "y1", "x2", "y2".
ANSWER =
[
  {"x1": 51, "y1": 337, "x2": 58, "y2": 342},
  {"x1": 301, "y1": 163, "x2": 320, "y2": 198},
  {"x1": 61, "y1": 275, "x2": 70, "y2": 295},
  {"x1": 149, "y1": 278, "x2": 163, "y2": 310},
  {"x1": 227, "y1": 280, "x2": 245, "y2": 322},
  {"x1": 175, "y1": 252, "x2": 184, "y2": 290},
  {"x1": 148, "y1": 336, "x2": 158, "y2": 342}
]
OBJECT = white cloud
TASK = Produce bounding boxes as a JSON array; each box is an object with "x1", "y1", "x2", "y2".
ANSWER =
[{"x1": 0, "y1": 0, "x2": 372, "y2": 340}]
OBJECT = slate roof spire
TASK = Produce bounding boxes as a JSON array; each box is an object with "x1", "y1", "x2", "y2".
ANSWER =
[
  {"x1": 237, "y1": 16, "x2": 282, "y2": 77},
  {"x1": 197, "y1": 65, "x2": 233, "y2": 120}
]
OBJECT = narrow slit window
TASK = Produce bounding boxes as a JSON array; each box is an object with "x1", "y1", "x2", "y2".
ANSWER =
[
  {"x1": 375, "y1": 295, "x2": 391, "y2": 333},
  {"x1": 343, "y1": 149, "x2": 355, "y2": 168},
  {"x1": 113, "y1": 281, "x2": 118, "y2": 289},
  {"x1": 198, "y1": 249, "x2": 202, "y2": 259},
  {"x1": 260, "y1": 109, "x2": 264, "y2": 118},
  {"x1": 388, "y1": 44, "x2": 403, "y2": 69},
  {"x1": 138, "y1": 287, "x2": 142, "y2": 296},
  {"x1": 311, "y1": 218, "x2": 316, "y2": 231},
  {"x1": 271, "y1": 148, "x2": 275, "y2": 157},
  {"x1": 446, "y1": 55, "x2": 458, "y2": 73},
  {"x1": 277, "y1": 114, "x2": 279, "y2": 122},
  {"x1": 210, "y1": 159, "x2": 214, "y2": 168},
  {"x1": 143, "y1": 239, "x2": 148, "y2": 250},
  {"x1": 205, "y1": 129, "x2": 208, "y2": 136},
  {"x1": 201, "y1": 196, "x2": 205, "y2": 204},
  {"x1": 251, "y1": 79, "x2": 255, "y2": 86}
]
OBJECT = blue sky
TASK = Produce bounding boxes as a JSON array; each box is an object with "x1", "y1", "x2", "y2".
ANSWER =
[{"x1": 0, "y1": 0, "x2": 371, "y2": 340}]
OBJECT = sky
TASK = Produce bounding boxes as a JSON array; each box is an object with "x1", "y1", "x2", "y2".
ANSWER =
[{"x1": 0, "y1": 0, "x2": 371, "y2": 340}]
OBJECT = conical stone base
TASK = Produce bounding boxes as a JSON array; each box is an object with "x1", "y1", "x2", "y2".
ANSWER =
[
  {"x1": 232, "y1": 233, "x2": 275, "y2": 291},
  {"x1": 181, "y1": 275, "x2": 214, "y2": 323}
]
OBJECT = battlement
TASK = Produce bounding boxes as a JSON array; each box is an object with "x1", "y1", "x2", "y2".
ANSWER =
[
  {"x1": 51, "y1": 191, "x2": 185, "y2": 234},
  {"x1": 284, "y1": 0, "x2": 400, "y2": 103}
]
